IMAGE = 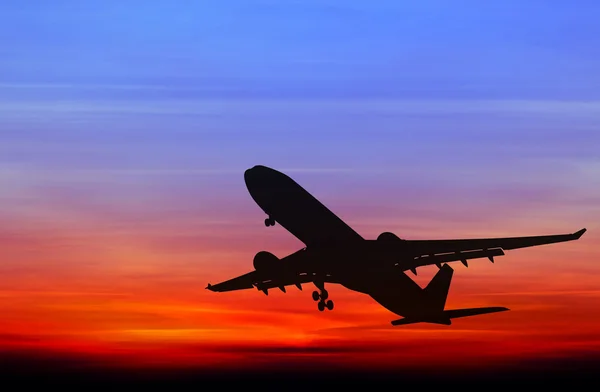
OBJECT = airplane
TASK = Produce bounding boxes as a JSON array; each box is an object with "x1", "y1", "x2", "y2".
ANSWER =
[{"x1": 206, "y1": 165, "x2": 587, "y2": 326}]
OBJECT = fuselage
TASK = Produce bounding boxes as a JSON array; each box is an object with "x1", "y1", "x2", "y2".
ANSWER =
[
  {"x1": 244, "y1": 165, "x2": 364, "y2": 246},
  {"x1": 244, "y1": 165, "x2": 432, "y2": 317}
]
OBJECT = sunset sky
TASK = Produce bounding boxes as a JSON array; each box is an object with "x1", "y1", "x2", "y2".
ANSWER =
[{"x1": 1, "y1": 0, "x2": 599, "y2": 377}]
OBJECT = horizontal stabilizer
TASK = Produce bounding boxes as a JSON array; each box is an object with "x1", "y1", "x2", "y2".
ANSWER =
[
  {"x1": 391, "y1": 306, "x2": 509, "y2": 326},
  {"x1": 443, "y1": 306, "x2": 509, "y2": 319},
  {"x1": 391, "y1": 316, "x2": 452, "y2": 326}
]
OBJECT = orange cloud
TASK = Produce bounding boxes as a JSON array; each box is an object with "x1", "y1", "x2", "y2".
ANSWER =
[{"x1": 0, "y1": 183, "x2": 598, "y2": 377}]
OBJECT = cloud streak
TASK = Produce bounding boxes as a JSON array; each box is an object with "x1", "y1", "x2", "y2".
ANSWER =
[{"x1": 3, "y1": 98, "x2": 600, "y2": 116}]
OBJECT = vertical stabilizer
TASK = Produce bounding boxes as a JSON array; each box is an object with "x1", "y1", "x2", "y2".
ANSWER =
[{"x1": 423, "y1": 264, "x2": 454, "y2": 311}]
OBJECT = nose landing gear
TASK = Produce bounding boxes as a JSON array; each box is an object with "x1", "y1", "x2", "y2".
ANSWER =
[{"x1": 264, "y1": 216, "x2": 275, "y2": 227}]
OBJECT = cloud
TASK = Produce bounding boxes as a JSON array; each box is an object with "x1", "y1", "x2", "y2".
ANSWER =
[
  {"x1": 0, "y1": 333, "x2": 42, "y2": 343},
  {"x1": 0, "y1": 290, "x2": 129, "y2": 297},
  {"x1": 470, "y1": 290, "x2": 600, "y2": 297},
  {"x1": 2, "y1": 98, "x2": 600, "y2": 117},
  {"x1": 0, "y1": 83, "x2": 181, "y2": 91},
  {"x1": 0, "y1": 165, "x2": 392, "y2": 184}
]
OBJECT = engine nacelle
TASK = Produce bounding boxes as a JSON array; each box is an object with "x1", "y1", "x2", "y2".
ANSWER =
[
  {"x1": 253, "y1": 251, "x2": 279, "y2": 271},
  {"x1": 377, "y1": 232, "x2": 403, "y2": 242}
]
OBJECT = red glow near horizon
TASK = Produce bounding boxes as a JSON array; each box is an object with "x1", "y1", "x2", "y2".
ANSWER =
[{"x1": 0, "y1": 177, "x2": 598, "y2": 373}]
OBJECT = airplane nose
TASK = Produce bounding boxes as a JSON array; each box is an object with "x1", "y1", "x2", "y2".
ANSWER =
[
  {"x1": 244, "y1": 166, "x2": 258, "y2": 184},
  {"x1": 244, "y1": 166, "x2": 264, "y2": 189},
  {"x1": 244, "y1": 165, "x2": 272, "y2": 190}
]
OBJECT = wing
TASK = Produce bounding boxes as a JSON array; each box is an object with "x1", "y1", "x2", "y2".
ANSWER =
[
  {"x1": 207, "y1": 270, "x2": 340, "y2": 294},
  {"x1": 206, "y1": 271, "x2": 256, "y2": 292},
  {"x1": 401, "y1": 228, "x2": 586, "y2": 271},
  {"x1": 407, "y1": 227, "x2": 586, "y2": 254}
]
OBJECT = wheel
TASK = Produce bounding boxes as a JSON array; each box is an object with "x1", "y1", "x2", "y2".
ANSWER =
[
  {"x1": 312, "y1": 291, "x2": 320, "y2": 301},
  {"x1": 317, "y1": 301, "x2": 325, "y2": 311},
  {"x1": 326, "y1": 300, "x2": 334, "y2": 310},
  {"x1": 320, "y1": 289, "x2": 328, "y2": 300},
  {"x1": 264, "y1": 217, "x2": 275, "y2": 226}
]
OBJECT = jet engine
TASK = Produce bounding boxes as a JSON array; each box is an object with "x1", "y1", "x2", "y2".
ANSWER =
[
  {"x1": 253, "y1": 251, "x2": 279, "y2": 271},
  {"x1": 377, "y1": 231, "x2": 410, "y2": 266},
  {"x1": 377, "y1": 232, "x2": 403, "y2": 242}
]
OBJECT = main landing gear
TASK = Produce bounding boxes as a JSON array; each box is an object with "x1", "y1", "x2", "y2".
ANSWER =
[
  {"x1": 264, "y1": 216, "x2": 275, "y2": 227},
  {"x1": 312, "y1": 289, "x2": 334, "y2": 311}
]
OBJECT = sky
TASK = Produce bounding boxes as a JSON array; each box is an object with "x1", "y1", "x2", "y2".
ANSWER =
[{"x1": 0, "y1": 0, "x2": 600, "y2": 378}]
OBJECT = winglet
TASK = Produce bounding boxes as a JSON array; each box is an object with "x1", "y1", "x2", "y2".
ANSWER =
[{"x1": 573, "y1": 228, "x2": 587, "y2": 239}]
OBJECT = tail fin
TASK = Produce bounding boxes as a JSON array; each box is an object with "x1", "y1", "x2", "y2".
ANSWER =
[
  {"x1": 423, "y1": 263, "x2": 454, "y2": 311},
  {"x1": 390, "y1": 264, "x2": 510, "y2": 326}
]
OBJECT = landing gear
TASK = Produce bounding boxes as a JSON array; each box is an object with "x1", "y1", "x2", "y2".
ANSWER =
[
  {"x1": 312, "y1": 289, "x2": 334, "y2": 311},
  {"x1": 325, "y1": 299, "x2": 334, "y2": 310},
  {"x1": 264, "y1": 217, "x2": 275, "y2": 227},
  {"x1": 312, "y1": 290, "x2": 320, "y2": 301}
]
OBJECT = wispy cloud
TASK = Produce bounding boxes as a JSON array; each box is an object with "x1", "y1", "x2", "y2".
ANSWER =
[
  {"x1": 2, "y1": 98, "x2": 600, "y2": 116},
  {"x1": 469, "y1": 290, "x2": 600, "y2": 297},
  {"x1": 0, "y1": 83, "x2": 184, "y2": 91},
  {"x1": 0, "y1": 290, "x2": 129, "y2": 297}
]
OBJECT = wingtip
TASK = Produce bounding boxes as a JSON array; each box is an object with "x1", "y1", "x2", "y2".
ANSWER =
[{"x1": 573, "y1": 228, "x2": 587, "y2": 239}]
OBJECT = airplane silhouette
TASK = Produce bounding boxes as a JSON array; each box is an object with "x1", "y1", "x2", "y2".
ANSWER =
[{"x1": 207, "y1": 165, "x2": 587, "y2": 326}]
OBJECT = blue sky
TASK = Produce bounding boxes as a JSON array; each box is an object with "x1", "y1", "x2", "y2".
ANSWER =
[
  {"x1": 0, "y1": 1, "x2": 598, "y2": 228},
  {"x1": 1, "y1": 1, "x2": 600, "y2": 99}
]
